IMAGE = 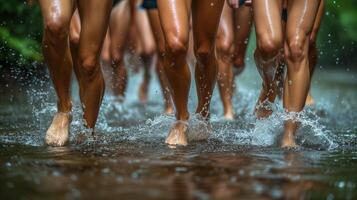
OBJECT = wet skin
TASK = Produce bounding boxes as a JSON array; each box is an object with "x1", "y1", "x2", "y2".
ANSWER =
[
  {"x1": 108, "y1": 0, "x2": 132, "y2": 101},
  {"x1": 134, "y1": 8, "x2": 156, "y2": 104},
  {"x1": 216, "y1": 2, "x2": 252, "y2": 120},
  {"x1": 157, "y1": 0, "x2": 225, "y2": 146},
  {"x1": 252, "y1": 0, "x2": 321, "y2": 147},
  {"x1": 39, "y1": 0, "x2": 112, "y2": 146},
  {"x1": 276, "y1": 0, "x2": 325, "y2": 106},
  {"x1": 147, "y1": 9, "x2": 174, "y2": 114}
]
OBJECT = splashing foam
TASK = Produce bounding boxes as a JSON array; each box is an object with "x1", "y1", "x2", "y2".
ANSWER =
[{"x1": 0, "y1": 65, "x2": 343, "y2": 150}]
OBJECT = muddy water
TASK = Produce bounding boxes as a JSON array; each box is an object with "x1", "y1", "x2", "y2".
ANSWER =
[{"x1": 0, "y1": 64, "x2": 356, "y2": 199}]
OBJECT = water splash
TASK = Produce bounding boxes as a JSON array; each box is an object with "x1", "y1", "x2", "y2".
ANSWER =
[{"x1": 0, "y1": 62, "x2": 355, "y2": 150}]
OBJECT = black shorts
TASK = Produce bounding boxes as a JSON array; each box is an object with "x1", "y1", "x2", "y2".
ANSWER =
[
  {"x1": 141, "y1": 0, "x2": 157, "y2": 9},
  {"x1": 113, "y1": 0, "x2": 122, "y2": 6}
]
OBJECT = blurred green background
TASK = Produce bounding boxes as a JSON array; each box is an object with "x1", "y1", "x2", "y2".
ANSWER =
[{"x1": 0, "y1": 0, "x2": 356, "y2": 73}]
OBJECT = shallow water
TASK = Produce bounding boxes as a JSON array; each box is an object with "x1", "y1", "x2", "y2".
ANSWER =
[{"x1": 0, "y1": 63, "x2": 357, "y2": 199}]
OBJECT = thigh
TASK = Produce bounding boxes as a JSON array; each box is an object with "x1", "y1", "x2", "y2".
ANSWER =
[
  {"x1": 39, "y1": 0, "x2": 74, "y2": 27},
  {"x1": 310, "y1": 0, "x2": 324, "y2": 43},
  {"x1": 233, "y1": 5, "x2": 252, "y2": 49},
  {"x1": 135, "y1": 9, "x2": 155, "y2": 53},
  {"x1": 148, "y1": 9, "x2": 166, "y2": 53},
  {"x1": 192, "y1": 0, "x2": 225, "y2": 51},
  {"x1": 253, "y1": 0, "x2": 283, "y2": 42},
  {"x1": 286, "y1": 0, "x2": 320, "y2": 41},
  {"x1": 216, "y1": 2, "x2": 234, "y2": 47},
  {"x1": 157, "y1": 0, "x2": 190, "y2": 46},
  {"x1": 70, "y1": 9, "x2": 81, "y2": 42},
  {"x1": 110, "y1": 0, "x2": 131, "y2": 48},
  {"x1": 77, "y1": 0, "x2": 112, "y2": 57}
]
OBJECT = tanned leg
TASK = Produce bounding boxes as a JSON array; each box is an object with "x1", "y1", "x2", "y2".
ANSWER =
[
  {"x1": 148, "y1": 9, "x2": 174, "y2": 114},
  {"x1": 39, "y1": 0, "x2": 74, "y2": 146},
  {"x1": 109, "y1": 1, "x2": 131, "y2": 101},
  {"x1": 192, "y1": 0, "x2": 225, "y2": 119},
  {"x1": 232, "y1": 5, "x2": 252, "y2": 76},
  {"x1": 157, "y1": 0, "x2": 191, "y2": 146},
  {"x1": 306, "y1": 0, "x2": 324, "y2": 106},
  {"x1": 252, "y1": 0, "x2": 283, "y2": 119},
  {"x1": 216, "y1": 2, "x2": 234, "y2": 120},
  {"x1": 282, "y1": 0, "x2": 320, "y2": 147},
  {"x1": 75, "y1": 0, "x2": 112, "y2": 132}
]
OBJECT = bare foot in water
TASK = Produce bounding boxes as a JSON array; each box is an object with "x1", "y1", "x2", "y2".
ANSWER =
[
  {"x1": 254, "y1": 83, "x2": 278, "y2": 119},
  {"x1": 165, "y1": 121, "x2": 189, "y2": 146},
  {"x1": 224, "y1": 110, "x2": 234, "y2": 120},
  {"x1": 281, "y1": 131, "x2": 298, "y2": 148},
  {"x1": 305, "y1": 92, "x2": 315, "y2": 106},
  {"x1": 139, "y1": 81, "x2": 148, "y2": 104},
  {"x1": 45, "y1": 112, "x2": 71, "y2": 146},
  {"x1": 164, "y1": 105, "x2": 174, "y2": 115}
]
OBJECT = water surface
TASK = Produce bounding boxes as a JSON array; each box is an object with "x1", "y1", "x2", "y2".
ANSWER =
[{"x1": 0, "y1": 64, "x2": 356, "y2": 199}]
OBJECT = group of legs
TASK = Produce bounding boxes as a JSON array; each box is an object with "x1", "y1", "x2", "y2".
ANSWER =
[
  {"x1": 39, "y1": 0, "x2": 324, "y2": 148},
  {"x1": 252, "y1": 0, "x2": 325, "y2": 147}
]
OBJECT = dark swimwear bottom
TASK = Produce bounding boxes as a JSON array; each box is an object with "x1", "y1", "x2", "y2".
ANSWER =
[
  {"x1": 282, "y1": 9, "x2": 288, "y2": 22},
  {"x1": 141, "y1": 0, "x2": 157, "y2": 9},
  {"x1": 113, "y1": 0, "x2": 122, "y2": 6}
]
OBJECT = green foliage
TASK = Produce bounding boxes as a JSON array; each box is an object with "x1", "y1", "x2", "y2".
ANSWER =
[
  {"x1": 0, "y1": 0, "x2": 42, "y2": 68},
  {"x1": 0, "y1": 0, "x2": 356, "y2": 69},
  {"x1": 317, "y1": 1, "x2": 357, "y2": 66}
]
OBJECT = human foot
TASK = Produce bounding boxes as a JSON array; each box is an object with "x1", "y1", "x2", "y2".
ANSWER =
[
  {"x1": 45, "y1": 112, "x2": 71, "y2": 146},
  {"x1": 139, "y1": 81, "x2": 148, "y2": 104},
  {"x1": 254, "y1": 83, "x2": 277, "y2": 119},
  {"x1": 165, "y1": 121, "x2": 189, "y2": 146},
  {"x1": 305, "y1": 92, "x2": 315, "y2": 106},
  {"x1": 223, "y1": 108, "x2": 234, "y2": 120},
  {"x1": 281, "y1": 132, "x2": 298, "y2": 148},
  {"x1": 164, "y1": 105, "x2": 174, "y2": 115}
]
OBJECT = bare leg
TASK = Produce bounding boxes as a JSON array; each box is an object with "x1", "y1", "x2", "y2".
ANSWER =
[
  {"x1": 193, "y1": 0, "x2": 225, "y2": 119},
  {"x1": 157, "y1": 0, "x2": 191, "y2": 146},
  {"x1": 282, "y1": 0, "x2": 320, "y2": 147},
  {"x1": 306, "y1": 0, "x2": 324, "y2": 106},
  {"x1": 135, "y1": 9, "x2": 156, "y2": 104},
  {"x1": 216, "y1": 2, "x2": 234, "y2": 120},
  {"x1": 109, "y1": 1, "x2": 131, "y2": 101},
  {"x1": 39, "y1": 0, "x2": 74, "y2": 146},
  {"x1": 232, "y1": 5, "x2": 252, "y2": 76},
  {"x1": 75, "y1": 0, "x2": 112, "y2": 131},
  {"x1": 147, "y1": 9, "x2": 174, "y2": 114},
  {"x1": 253, "y1": 0, "x2": 283, "y2": 119}
]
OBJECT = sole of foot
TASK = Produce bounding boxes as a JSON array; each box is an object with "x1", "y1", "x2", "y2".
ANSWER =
[
  {"x1": 165, "y1": 121, "x2": 189, "y2": 147},
  {"x1": 45, "y1": 112, "x2": 71, "y2": 147}
]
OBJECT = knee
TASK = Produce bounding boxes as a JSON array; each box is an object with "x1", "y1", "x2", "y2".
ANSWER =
[
  {"x1": 142, "y1": 43, "x2": 156, "y2": 57},
  {"x1": 166, "y1": 34, "x2": 188, "y2": 57},
  {"x1": 216, "y1": 38, "x2": 234, "y2": 57},
  {"x1": 195, "y1": 45, "x2": 215, "y2": 67},
  {"x1": 44, "y1": 17, "x2": 69, "y2": 39},
  {"x1": 111, "y1": 48, "x2": 124, "y2": 67},
  {"x1": 69, "y1": 32, "x2": 80, "y2": 45},
  {"x1": 285, "y1": 34, "x2": 307, "y2": 63},
  {"x1": 257, "y1": 35, "x2": 282, "y2": 58},
  {"x1": 79, "y1": 55, "x2": 100, "y2": 78},
  {"x1": 233, "y1": 55, "x2": 245, "y2": 70}
]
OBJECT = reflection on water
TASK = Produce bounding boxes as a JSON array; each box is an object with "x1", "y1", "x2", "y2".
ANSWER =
[{"x1": 0, "y1": 64, "x2": 357, "y2": 199}]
